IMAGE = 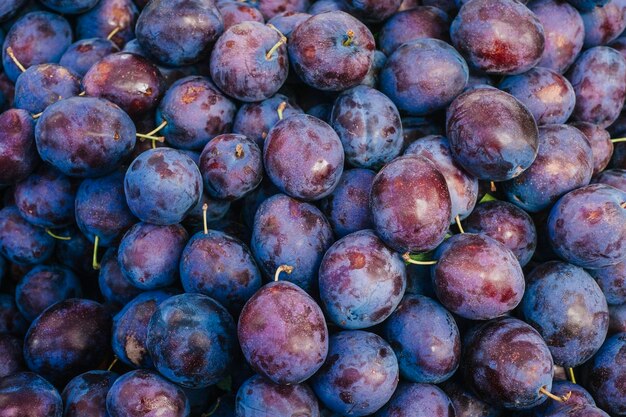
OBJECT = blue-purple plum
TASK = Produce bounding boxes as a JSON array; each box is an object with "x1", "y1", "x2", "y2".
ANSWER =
[
  {"x1": 118, "y1": 222, "x2": 188, "y2": 290},
  {"x1": 264, "y1": 114, "x2": 344, "y2": 201},
  {"x1": 360, "y1": 50, "x2": 386, "y2": 89},
  {"x1": 147, "y1": 293, "x2": 236, "y2": 388},
  {"x1": 76, "y1": 0, "x2": 138, "y2": 47},
  {"x1": 35, "y1": 97, "x2": 136, "y2": 178},
  {"x1": 288, "y1": 11, "x2": 375, "y2": 91},
  {"x1": 584, "y1": 333, "x2": 626, "y2": 416},
  {"x1": 567, "y1": 0, "x2": 609, "y2": 11},
  {"x1": 24, "y1": 299, "x2": 112, "y2": 384},
  {"x1": 451, "y1": 0, "x2": 545, "y2": 75},
  {"x1": 311, "y1": 330, "x2": 399, "y2": 416},
  {"x1": 0, "y1": 294, "x2": 28, "y2": 335},
  {"x1": 442, "y1": 379, "x2": 502, "y2": 417},
  {"x1": 548, "y1": 183, "x2": 626, "y2": 269},
  {"x1": 238, "y1": 280, "x2": 329, "y2": 384},
  {"x1": 183, "y1": 193, "x2": 231, "y2": 232},
  {"x1": 0, "y1": 109, "x2": 38, "y2": 186},
  {"x1": 112, "y1": 289, "x2": 173, "y2": 368},
  {"x1": 75, "y1": 171, "x2": 137, "y2": 247},
  {"x1": 124, "y1": 148, "x2": 202, "y2": 225},
  {"x1": 464, "y1": 200, "x2": 537, "y2": 267},
  {"x1": 532, "y1": 381, "x2": 596, "y2": 417},
  {"x1": 0, "y1": 334, "x2": 24, "y2": 377},
  {"x1": 567, "y1": 46, "x2": 626, "y2": 128},
  {"x1": 608, "y1": 303, "x2": 626, "y2": 333},
  {"x1": 256, "y1": 0, "x2": 310, "y2": 20},
  {"x1": 60, "y1": 38, "x2": 120, "y2": 78},
  {"x1": 0, "y1": 0, "x2": 28, "y2": 22},
  {"x1": 376, "y1": 383, "x2": 455, "y2": 417},
  {"x1": 15, "y1": 264, "x2": 82, "y2": 322},
  {"x1": 319, "y1": 230, "x2": 406, "y2": 329},
  {"x1": 106, "y1": 369, "x2": 190, "y2": 417},
  {"x1": 156, "y1": 76, "x2": 236, "y2": 150},
  {"x1": 581, "y1": 0, "x2": 626, "y2": 47},
  {"x1": 502, "y1": 124, "x2": 593, "y2": 213},
  {"x1": 593, "y1": 168, "x2": 626, "y2": 192},
  {"x1": 1, "y1": 11, "x2": 72, "y2": 82},
  {"x1": 330, "y1": 85, "x2": 403, "y2": 170},
  {"x1": 14, "y1": 164, "x2": 76, "y2": 229},
  {"x1": 433, "y1": 233, "x2": 525, "y2": 320},
  {"x1": 0, "y1": 372, "x2": 62, "y2": 417},
  {"x1": 446, "y1": 87, "x2": 539, "y2": 181},
  {"x1": 0, "y1": 205, "x2": 55, "y2": 265},
  {"x1": 14, "y1": 64, "x2": 80, "y2": 115},
  {"x1": 590, "y1": 261, "x2": 626, "y2": 305},
  {"x1": 210, "y1": 21, "x2": 288, "y2": 102},
  {"x1": 51, "y1": 227, "x2": 93, "y2": 275},
  {"x1": 98, "y1": 247, "x2": 142, "y2": 308},
  {"x1": 380, "y1": 39, "x2": 468, "y2": 116},
  {"x1": 370, "y1": 155, "x2": 451, "y2": 253},
  {"x1": 235, "y1": 375, "x2": 320, "y2": 417},
  {"x1": 307, "y1": 0, "x2": 347, "y2": 14},
  {"x1": 241, "y1": 178, "x2": 279, "y2": 229},
  {"x1": 218, "y1": 2, "x2": 265, "y2": 30},
  {"x1": 378, "y1": 6, "x2": 450, "y2": 56},
  {"x1": 62, "y1": 371, "x2": 119, "y2": 417},
  {"x1": 180, "y1": 230, "x2": 262, "y2": 314},
  {"x1": 384, "y1": 295, "x2": 460, "y2": 384},
  {"x1": 572, "y1": 122, "x2": 614, "y2": 175},
  {"x1": 267, "y1": 11, "x2": 311, "y2": 38},
  {"x1": 40, "y1": 0, "x2": 99, "y2": 14},
  {"x1": 344, "y1": 0, "x2": 402, "y2": 22}
]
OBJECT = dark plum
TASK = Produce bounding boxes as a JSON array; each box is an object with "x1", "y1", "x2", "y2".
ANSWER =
[
  {"x1": 319, "y1": 168, "x2": 375, "y2": 238},
  {"x1": 378, "y1": 7, "x2": 450, "y2": 56},
  {"x1": 218, "y1": 2, "x2": 265, "y2": 30},
  {"x1": 464, "y1": 200, "x2": 537, "y2": 267},
  {"x1": 35, "y1": 97, "x2": 136, "y2": 178},
  {"x1": 14, "y1": 64, "x2": 80, "y2": 115},
  {"x1": 593, "y1": 168, "x2": 626, "y2": 192},
  {"x1": 75, "y1": 171, "x2": 137, "y2": 247},
  {"x1": 106, "y1": 369, "x2": 190, "y2": 417},
  {"x1": 238, "y1": 280, "x2": 328, "y2": 384},
  {"x1": 288, "y1": 11, "x2": 375, "y2": 91},
  {"x1": 0, "y1": 294, "x2": 28, "y2": 335},
  {"x1": 312, "y1": 330, "x2": 399, "y2": 416},
  {"x1": 40, "y1": 0, "x2": 100, "y2": 14},
  {"x1": 232, "y1": 93, "x2": 302, "y2": 148},
  {"x1": 464, "y1": 317, "x2": 555, "y2": 409},
  {"x1": 124, "y1": 148, "x2": 202, "y2": 226},
  {"x1": 319, "y1": 230, "x2": 406, "y2": 329},
  {"x1": 384, "y1": 295, "x2": 460, "y2": 384},
  {"x1": 567, "y1": 46, "x2": 626, "y2": 128},
  {"x1": 210, "y1": 21, "x2": 288, "y2": 102},
  {"x1": 451, "y1": 0, "x2": 545, "y2": 75},
  {"x1": 0, "y1": 205, "x2": 55, "y2": 265},
  {"x1": 567, "y1": 0, "x2": 609, "y2": 11},
  {"x1": 24, "y1": 299, "x2": 112, "y2": 384},
  {"x1": 590, "y1": 261, "x2": 626, "y2": 305},
  {"x1": 442, "y1": 379, "x2": 502, "y2": 417},
  {"x1": 528, "y1": 0, "x2": 585, "y2": 73},
  {"x1": 433, "y1": 233, "x2": 525, "y2": 320},
  {"x1": 307, "y1": 0, "x2": 347, "y2": 14},
  {"x1": 522, "y1": 261, "x2": 609, "y2": 367},
  {"x1": 60, "y1": 38, "x2": 120, "y2": 78},
  {"x1": 0, "y1": 109, "x2": 38, "y2": 186},
  {"x1": 15, "y1": 264, "x2": 82, "y2": 322},
  {"x1": 1, "y1": 11, "x2": 72, "y2": 82},
  {"x1": 257, "y1": 0, "x2": 310, "y2": 19},
  {"x1": 581, "y1": 0, "x2": 626, "y2": 47},
  {"x1": 344, "y1": 0, "x2": 401, "y2": 22},
  {"x1": 502, "y1": 124, "x2": 593, "y2": 213},
  {"x1": 548, "y1": 184, "x2": 626, "y2": 268},
  {"x1": 608, "y1": 303, "x2": 626, "y2": 333},
  {"x1": 76, "y1": 0, "x2": 139, "y2": 47},
  {"x1": 199, "y1": 134, "x2": 263, "y2": 201},
  {"x1": 235, "y1": 375, "x2": 320, "y2": 417},
  {"x1": 156, "y1": 76, "x2": 237, "y2": 150},
  {"x1": 98, "y1": 247, "x2": 142, "y2": 308},
  {"x1": 376, "y1": 383, "x2": 455, "y2": 417},
  {"x1": 83, "y1": 52, "x2": 165, "y2": 119},
  {"x1": 330, "y1": 85, "x2": 403, "y2": 169},
  {"x1": 62, "y1": 371, "x2": 118, "y2": 417},
  {"x1": 264, "y1": 114, "x2": 344, "y2": 201},
  {"x1": 380, "y1": 39, "x2": 468, "y2": 116},
  {"x1": 446, "y1": 87, "x2": 539, "y2": 181},
  {"x1": 0, "y1": 372, "x2": 62, "y2": 417},
  {"x1": 584, "y1": 333, "x2": 626, "y2": 416},
  {"x1": 241, "y1": 178, "x2": 279, "y2": 229},
  {"x1": 0, "y1": 334, "x2": 24, "y2": 377},
  {"x1": 549, "y1": 406, "x2": 611, "y2": 417},
  {"x1": 180, "y1": 230, "x2": 262, "y2": 314},
  {"x1": 499, "y1": 68, "x2": 576, "y2": 126},
  {"x1": 112, "y1": 289, "x2": 173, "y2": 368},
  {"x1": 14, "y1": 164, "x2": 76, "y2": 229},
  {"x1": 147, "y1": 293, "x2": 236, "y2": 388},
  {"x1": 370, "y1": 155, "x2": 451, "y2": 253},
  {"x1": 267, "y1": 11, "x2": 311, "y2": 38},
  {"x1": 405, "y1": 135, "x2": 479, "y2": 222},
  {"x1": 571, "y1": 122, "x2": 613, "y2": 175},
  {"x1": 360, "y1": 50, "x2": 386, "y2": 89},
  {"x1": 0, "y1": 0, "x2": 28, "y2": 22}
]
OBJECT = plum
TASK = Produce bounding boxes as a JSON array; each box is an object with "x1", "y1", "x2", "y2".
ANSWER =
[
  {"x1": 376, "y1": 383, "x2": 455, "y2": 417},
  {"x1": 593, "y1": 168, "x2": 626, "y2": 192},
  {"x1": 218, "y1": 2, "x2": 265, "y2": 30},
  {"x1": 0, "y1": 294, "x2": 28, "y2": 336},
  {"x1": 235, "y1": 375, "x2": 320, "y2": 417},
  {"x1": 14, "y1": 64, "x2": 81, "y2": 115},
  {"x1": 60, "y1": 38, "x2": 120, "y2": 77},
  {"x1": 608, "y1": 303, "x2": 626, "y2": 333},
  {"x1": 267, "y1": 11, "x2": 311, "y2": 38},
  {"x1": 0, "y1": 334, "x2": 24, "y2": 378},
  {"x1": 378, "y1": 7, "x2": 450, "y2": 56},
  {"x1": 257, "y1": 0, "x2": 310, "y2": 19},
  {"x1": 0, "y1": 205, "x2": 55, "y2": 265},
  {"x1": 76, "y1": 0, "x2": 138, "y2": 47},
  {"x1": 589, "y1": 261, "x2": 626, "y2": 305},
  {"x1": 0, "y1": 372, "x2": 62, "y2": 417},
  {"x1": 98, "y1": 247, "x2": 142, "y2": 309},
  {"x1": 584, "y1": 333, "x2": 626, "y2": 416},
  {"x1": 344, "y1": 0, "x2": 402, "y2": 22},
  {"x1": 532, "y1": 380, "x2": 596, "y2": 416},
  {"x1": 0, "y1": 109, "x2": 38, "y2": 187},
  {"x1": 581, "y1": 0, "x2": 626, "y2": 47},
  {"x1": 0, "y1": 0, "x2": 28, "y2": 22},
  {"x1": 442, "y1": 380, "x2": 502, "y2": 417},
  {"x1": 571, "y1": 122, "x2": 614, "y2": 175},
  {"x1": 62, "y1": 371, "x2": 119, "y2": 417}
]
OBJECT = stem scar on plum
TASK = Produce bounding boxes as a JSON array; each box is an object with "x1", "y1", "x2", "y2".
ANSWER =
[
  {"x1": 274, "y1": 264, "x2": 294, "y2": 281},
  {"x1": 235, "y1": 144, "x2": 244, "y2": 158},
  {"x1": 343, "y1": 30, "x2": 355, "y2": 47}
]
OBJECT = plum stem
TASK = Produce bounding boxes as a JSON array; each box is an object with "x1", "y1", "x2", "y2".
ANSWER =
[
  {"x1": 45, "y1": 229, "x2": 71, "y2": 241},
  {"x1": 402, "y1": 252, "x2": 438, "y2": 265},
  {"x1": 490, "y1": 181, "x2": 497, "y2": 192},
  {"x1": 265, "y1": 24, "x2": 287, "y2": 61},
  {"x1": 6, "y1": 47, "x2": 26, "y2": 73},
  {"x1": 455, "y1": 215, "x2": 465, "y2": 234},
  {"x1": 235, "y1": 144, "x2": 244, "y2": 158},
  {"x1": 540, "y1": 386, "x2": 571, "y2": 402},
  {"x1": 107, "y1": 356, "x2": 118, "y2": 371},
  {"x1": 567, "y1": 367, "x2": 577, "y2": 384},
  {"x1": 277, "y1": 101, "x2": 287, "y2": 120},
  {"x1": 612, "y1": 138, "x2": 626, "y2": 143},
  {"x1": 31, "y1": 112, "x2": 42, "y2": 120},
  {"x1": 261, "y1": 131, "x2": 268, "y2": 140},
  {"x1": 106, "y1": 26, "x2": 121, "y2": 41},
  {"x1": 146, "y1": 120, "x2": 168, "y2": 137},
  {"x1": 92, "y1": 236, "x2": 101, "y2": 270},
  {"x1": 343, "y1": 30, "x2": 355, "y2": 47},
  {"x1": 202, "y1": 397, "x2": 221, "y2": 417},
  {"x1": 621, "y1": 202, "x2": 626, "y2": 209},
  {"x1": 78, "y1": 91, "x2": 86, "y2": 96},
  {"x1": 136, "y1": 133, "x2": 165, "y2": 142},
  {"x1": 274, "y1": 264, "x2": 294, "y2": 281},
  {"x1": 202, "y1": 203, "x2": 209, "y2": 235}
]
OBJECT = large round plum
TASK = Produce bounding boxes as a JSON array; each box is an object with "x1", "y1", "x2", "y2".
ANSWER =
[
  {"x1": 235, "y1": 375, "x2": 320, "y2": 417},
  {"x1": 0, "y1": 372, "x2": 62, "y2": 417}
]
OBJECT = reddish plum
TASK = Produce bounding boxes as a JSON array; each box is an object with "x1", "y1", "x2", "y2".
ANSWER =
[
  {"x1": 0, "y1": 205, "x2": 55, "y2": 265},
  {"x1": 581, "y1": 0, "x2": 626, "y2": 47},
  {"x1": 76, "y1": 0, "x2": 138, "y2": 47},
  {"x1": 571, "y1": 122, "x2": 614, "y2": 175},
  {"x1": 235, "y1": 375, "x2": 320, "y2": 417},
  {"x1": 59, "y1": 38, "x2": 120, "y2": 78},
  {"x1": 0, "y1": 372, "x2": 62, "y2": 417},
  {"x1": 0, "y1": 109, "x2": 38, "y2": 186},
  {"x1": 376, "y1": 383, "x2": 455, "y2": 417},
  {"x1": 378, "y1": 7, "x2": 450, "y2": 56}
]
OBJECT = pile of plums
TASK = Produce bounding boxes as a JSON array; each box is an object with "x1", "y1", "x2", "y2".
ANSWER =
[{"x1": 0, "y1": 0, "x2": 626, "y2": 416}]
